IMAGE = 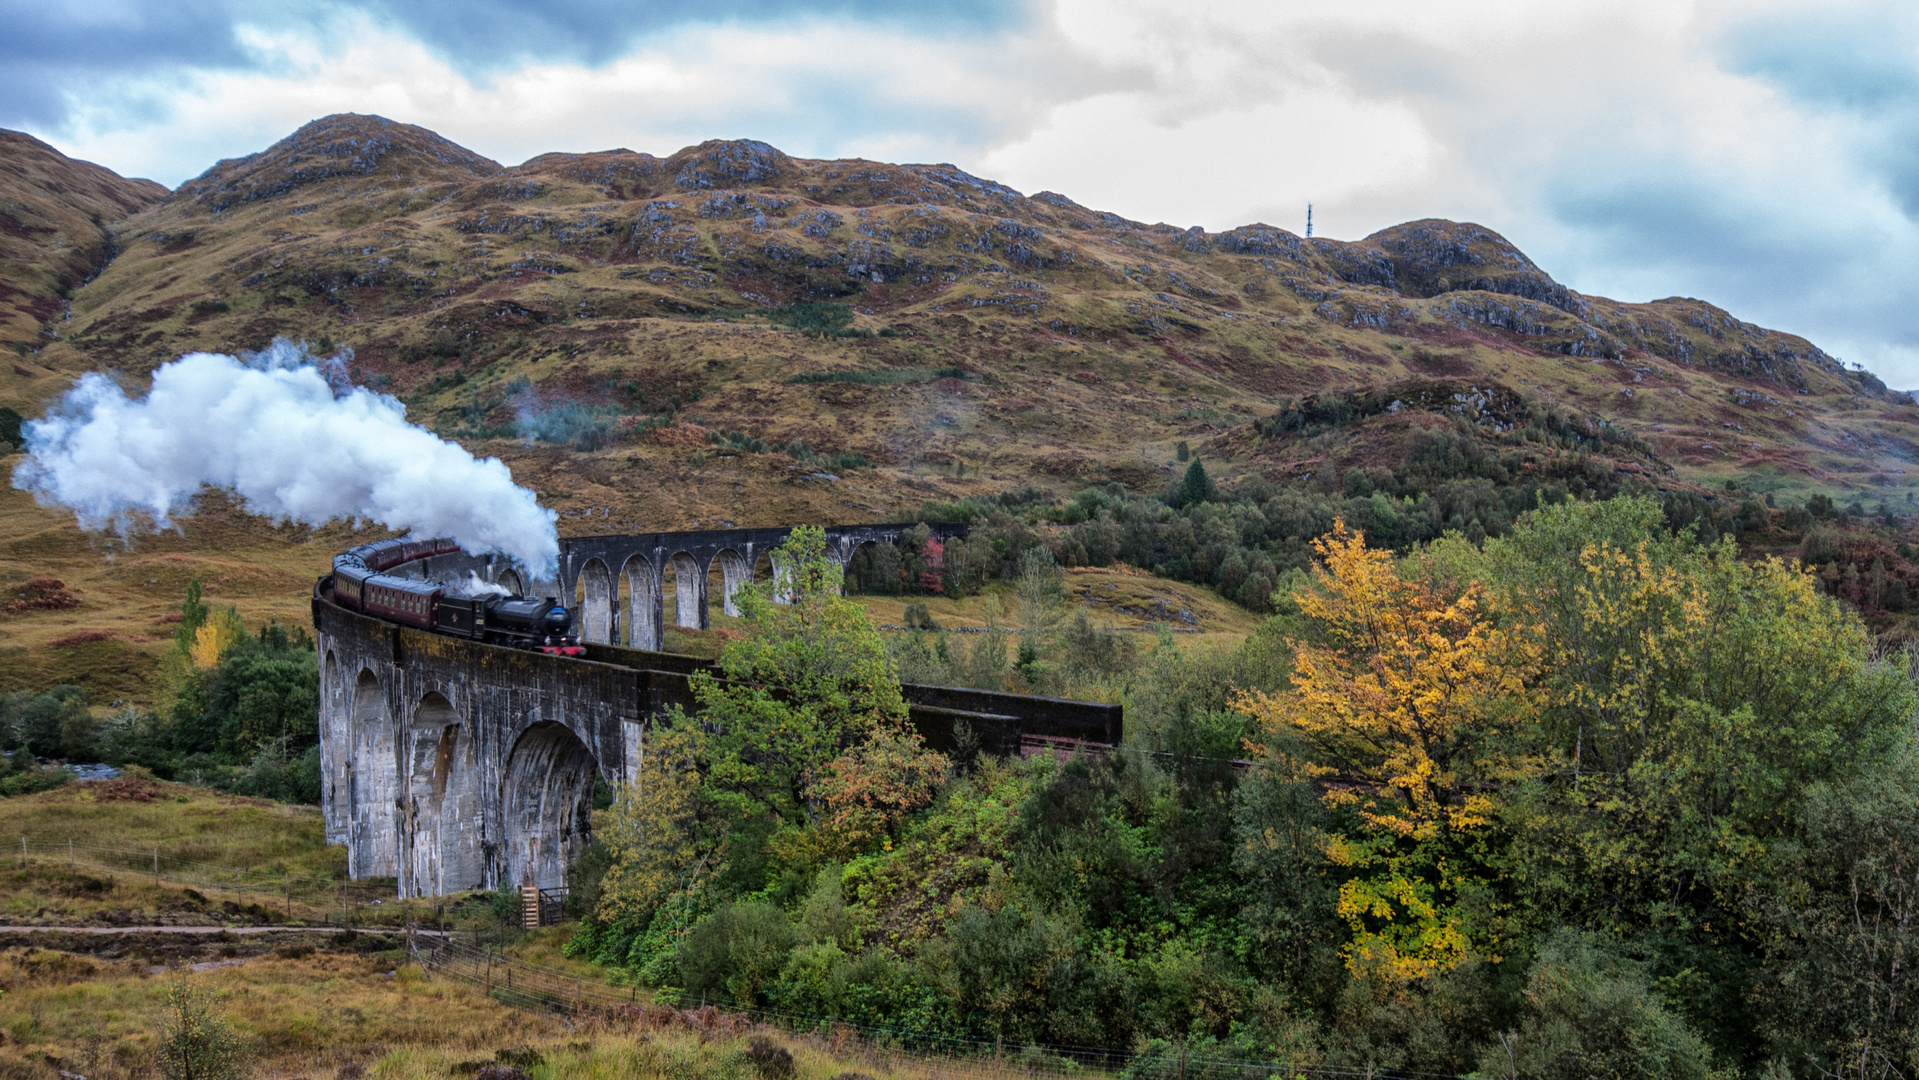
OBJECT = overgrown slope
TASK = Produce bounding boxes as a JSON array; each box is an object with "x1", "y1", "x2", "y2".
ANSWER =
[{"x1": 4, "y1": 113, "x2": 1919, "y2": 685}]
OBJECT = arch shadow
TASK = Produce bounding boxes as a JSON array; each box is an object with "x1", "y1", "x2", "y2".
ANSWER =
[
  {"x1": 350, "y1": 670, "x2": 396, "y2": 879},
  {"x1": 501, "y1": 722, "x2": 598, "y2": 890},
  {"x1": 709, "y1": 548, "x2": 749, "y2": 618},
  {"x1": 621, "y1": 554, "x2": 659, "y2": 651},
  {"x1": 665, "y1": 551, "x2": 703, "y2": 629},
  {"x1": 576, "y1": 558, "x2": 615, "y2": 644},
  {"x1": 403, "y1": 692, "x2": 482, "y2": 897}
]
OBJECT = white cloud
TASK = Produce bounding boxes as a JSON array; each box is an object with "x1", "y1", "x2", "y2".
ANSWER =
[{"x1": 42, "y1": 10, "x2": 1109, "y2": 181}]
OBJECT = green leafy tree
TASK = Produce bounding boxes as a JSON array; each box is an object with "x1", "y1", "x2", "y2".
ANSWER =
[
  {"x1": 10, "y1": 685, "x2": 88, "y2": 759},
  {"x1": 683, "y1": 526, "x2": 919, "y2": 827},
  {"x1": 592, "y1": 528, "x2": 948, "y2": 978},
  {"x1": 1020, "y1": 544, "x2": 1066, "y2": 656},
  {"x1": 174, "y1": 578, "x2": 209, "y2": 653},
  {"x1": 204, "y1": 624, "x2": 318, "y2": 759},
  {"x1": 678, "y1": 900, "x2": 797, "y2": 1005},
  {"x1": 1487, "y1": 497, "x2": 1919, "y2": 1053}
]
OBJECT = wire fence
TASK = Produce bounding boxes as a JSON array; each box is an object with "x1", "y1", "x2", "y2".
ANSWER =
[
  {"x1": 407, "y1": 930, "x2": 1459, "y2": 1080},
  {"x1": 9, "y1": 837, "x2": 1451, "y2": 1080},
  {"x1": 8, "y1": 837, "x2": 418, "y2": 926}
]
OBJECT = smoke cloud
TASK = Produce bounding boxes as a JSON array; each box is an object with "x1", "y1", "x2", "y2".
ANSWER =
[
  {"x1": 12, "y1": 340, "x2": 560, "y2": 575},
  {"x1": 447, "y1": 572, "x2": 512, "y2": 599}
]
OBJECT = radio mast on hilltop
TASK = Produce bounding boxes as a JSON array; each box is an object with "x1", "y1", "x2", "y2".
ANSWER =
[{"x1": 1306, "y1": 204, "x2": 1313, "y2": 238}]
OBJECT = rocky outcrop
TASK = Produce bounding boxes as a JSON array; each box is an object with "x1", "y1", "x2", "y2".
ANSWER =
[
  {"x1": 175, "y1": 113, "x2": 502, "y2": 212},
  {"x1": 665, "y1": 139, "x2": 789, "y2": 190},
  {"x1": 1336, "y1": 220, "x2": 1592, "y2": 319}
]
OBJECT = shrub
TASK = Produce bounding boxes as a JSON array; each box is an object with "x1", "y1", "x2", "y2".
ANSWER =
[
  {"x1": 902, "y1": 602, "x2": 942, "y2": 630},
  {"x1": 769, "y1": 301, "x2": 854, "y2": 336},
  {"x1": 1056, "y1": 611, "x2": 1137, "y2": 678},
  {"x1": 744, "y1": 1036, "x2": 797, "y2": 1080},
  {"x1": 4, "y1": 576, "x2": 80, "y2": 613},
  {"x1": 228, "y1": 741, "x2": 322, "y2": 804},
  {"x1": 520, "y1": 403, "x2": 615, "y2": 451},
  {"x1": 157, "y1": 979, "x2": 246, "y2": 1080},
  {"x1": 0, "y1": 754, "x2": 73, "y2": 797},
  {"x1": 678, "y1": 901, "x2": 797, "y2": 1006},
  {"x1": 1, "y1": 685, "x2": 88, "y2": 758},
  {"x1": 1476, "y1": 929, "x2": 1714, "y2": 1080}
]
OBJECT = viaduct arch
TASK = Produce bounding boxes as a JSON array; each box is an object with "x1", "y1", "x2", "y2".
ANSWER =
[
  {"x1": 557, "y1": 523, "x2": 965, "y2": 649},
  {"x1": 314, "y1": 522, "x2": 1114, "y2": 900}
]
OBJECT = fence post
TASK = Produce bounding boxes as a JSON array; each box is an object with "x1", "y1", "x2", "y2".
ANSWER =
[
  {"x1": 68, "y1": 839, "x2": 72, "y2": 870},
  {"x1": 19, "y1": 835, "x2": 25, "y2": 869},
  {"x1": 153, "y1": 846, "x2": 159, "y2": 887},
  {"x1": 285, "y1": 873, "x2": 290, "y2": 919}
]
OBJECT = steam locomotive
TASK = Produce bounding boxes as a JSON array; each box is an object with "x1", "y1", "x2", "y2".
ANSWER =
[{"x1": 327, "y1": 538, "x2": 578, "y2": 650}]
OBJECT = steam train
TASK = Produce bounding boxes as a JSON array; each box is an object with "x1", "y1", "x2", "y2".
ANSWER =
[{"x1": 327, "y1": 539, "x2": 578, "y2": 650}]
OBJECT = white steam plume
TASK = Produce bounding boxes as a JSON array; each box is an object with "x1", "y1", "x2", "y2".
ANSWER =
[
  {"x1": 447, "y1": 571, "x2": 512, "y2": 599},
  {"x1": 12, "y1": 340, "x2": 560, "y2": 575}
]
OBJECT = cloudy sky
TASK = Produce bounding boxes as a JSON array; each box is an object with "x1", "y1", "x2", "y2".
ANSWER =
[{"x1": 6, "y1": 0, "x2": 1917, "y2": 383}]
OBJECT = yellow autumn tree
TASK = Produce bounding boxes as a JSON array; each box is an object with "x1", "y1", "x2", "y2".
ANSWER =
[
  {"x1": 188, "y1": 606, "x2": 245, "y2": 671},
  {"x1": 1233, "y1": 520, "x2": 1543, "y2": 983}
]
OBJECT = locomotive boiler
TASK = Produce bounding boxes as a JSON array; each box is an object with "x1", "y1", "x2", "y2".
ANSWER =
[{"x1": 325, "y1": 538, "x2": 576, "y2": 649}]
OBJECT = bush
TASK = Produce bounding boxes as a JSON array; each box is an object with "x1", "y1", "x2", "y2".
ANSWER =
[
  {"x1": 0, "y1": 405, "x2": 23, "y2": 449},
  {"x1": 157, "y1": 979, "x2": 246, "y2": 1080},
  {"x1": 678, "y1": 902, "x2": 797, "y2": 1006},
  {"x1": 0, "y1": 752, "x2": 73, "y2": 797},
  {"x1": 519, "y1": 403, "x2": 615, "y2": 451},
  {"x1": 228, "y1": 741, "x2": 322, "y2": 804},
  {"x1": 1477, "y1": 929, "x2": 1715, "y2": 1080},
  {"x1": 744, "y1": 1035, "x2": 797, "y2": 1080},
  {"x1": 769, "y1": 302, "x2": 854, "y2": 336},
  {"x1": 1, "y1": 685, "x2": 88, "y2": 758},
  {"x1": 902, "y1": 602, "x2": 942, "y2": 630},
  {"x1": 172, "y1": 621, "x2": 319, "y2": 769},
  {"x1": 1056, "y1": 611, "x2": 1136, "y2": 678},
  {"x1": 488, "y1": 886, "x2": 525, "y2": 927},
  {"x1": 1801, "y1": 524, "x2": 1842, "y2": 564},
  {"x1": 564, "y1": 836, "x2": 612, "y2": 921}
]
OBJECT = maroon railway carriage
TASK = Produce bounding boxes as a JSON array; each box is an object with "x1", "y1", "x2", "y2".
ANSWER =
[{"x1": 325, "y1": 538, "x2": 573, "y2": 648}]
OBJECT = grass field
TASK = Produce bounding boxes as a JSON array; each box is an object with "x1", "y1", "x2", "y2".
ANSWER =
[
  {"x1": 0, "y1": 785, "x2": 1064, "y2": 1079},
  {"x1": 0, "y1": 777, "x2": 331, "y2": 870},
  {"x1": 0, "y1": 946, "x2": 1058, "y2": 1080}
]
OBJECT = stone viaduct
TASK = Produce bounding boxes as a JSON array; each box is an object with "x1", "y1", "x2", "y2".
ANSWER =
[{"x1": 314, "y1": 524, "x2": 1118, "y2": 901}]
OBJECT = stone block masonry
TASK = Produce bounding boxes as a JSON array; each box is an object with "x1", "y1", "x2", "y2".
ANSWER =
[{"x1": 314, "y1": 524, "x2": 1120, "y2": 899}]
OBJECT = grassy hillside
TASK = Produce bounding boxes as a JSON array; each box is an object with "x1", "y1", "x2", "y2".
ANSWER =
[
  {"x1": 3, "y1": 113, "x2": 1918, "y2": 691},
  {"x1": 0, "y1": 130, "x2": 166, "y2": 393},
  {"x1": 13, "y1": 114, "x2": 1912, "y2": 514}
]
